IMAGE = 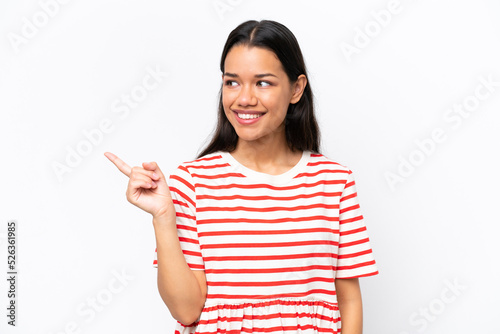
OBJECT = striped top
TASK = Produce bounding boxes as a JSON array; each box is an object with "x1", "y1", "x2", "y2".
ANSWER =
[{"x1": 153, "y1": 151, "x2": 378, "y2": 334}]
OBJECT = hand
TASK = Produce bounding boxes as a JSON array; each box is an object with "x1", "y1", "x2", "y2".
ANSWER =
[{"x1": 104, "y1": 152, "x2": 174, "y2": 219}]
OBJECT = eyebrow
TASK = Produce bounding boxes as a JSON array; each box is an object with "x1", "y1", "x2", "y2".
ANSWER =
[{"x1": 224, "y1": 72, "x2": 278, "y2": 78}]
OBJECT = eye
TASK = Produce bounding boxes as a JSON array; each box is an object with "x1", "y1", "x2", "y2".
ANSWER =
[
  {"x1": 257, "y1": 81, "x2": 271, "y2": 87},
  {"x1": 224, "y1": 80, "x2": 238, "y2": 87}
]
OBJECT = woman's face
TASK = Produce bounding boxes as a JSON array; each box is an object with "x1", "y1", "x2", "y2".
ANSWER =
[{"x1": 222, "y1": 45, "x2": 305, "y2": 145}]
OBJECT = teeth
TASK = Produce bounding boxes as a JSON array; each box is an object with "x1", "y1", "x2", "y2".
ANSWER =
[{"x1": 237, "y1": 113, "x2": 263, "y2": 120}]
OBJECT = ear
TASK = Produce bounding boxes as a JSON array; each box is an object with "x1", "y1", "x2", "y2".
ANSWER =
[{"x1": 290, "y1": 74, "x2": 307, "y2": 104}]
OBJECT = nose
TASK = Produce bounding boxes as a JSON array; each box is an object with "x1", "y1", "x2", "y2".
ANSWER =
[{"x1": 237, "y1": 84, "x2": 257, "y2": 106}]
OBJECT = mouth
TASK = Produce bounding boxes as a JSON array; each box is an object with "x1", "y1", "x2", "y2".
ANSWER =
[
  {"x1": 233, "y1": 110, "x2": 266, "y2": 120},
  {"x1": 236, "y1": 113, "x2": 264, "y2": 120}
]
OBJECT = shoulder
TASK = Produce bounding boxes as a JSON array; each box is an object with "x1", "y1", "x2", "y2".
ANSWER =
[
  {"x1": 302, "y1": 152, "x2": 357, "y2": 189},
  {"x1": 305, "y1": 151, "x2": 352, "y2": 174},
  {"x1": 170, "y1": 151, "x2": 230, "y2": 182},
  {"x1": 184, "y1": 152, "x2": 226, "y2": 165},
  {"x1": 174, "y1": 152, "x2": 226, "y2": 172},
  {"x1": 168, "y1": 153, "x2": 226, "y2": 197}
]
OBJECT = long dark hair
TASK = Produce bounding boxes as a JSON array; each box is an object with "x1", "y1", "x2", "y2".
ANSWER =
[{"x1": 197, "y1": 20, "x2": 320, "y2": 158}]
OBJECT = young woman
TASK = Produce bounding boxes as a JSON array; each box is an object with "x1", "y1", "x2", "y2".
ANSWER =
[{"x1": 105, "y1": 20, "x2": 378, "y2": 334}]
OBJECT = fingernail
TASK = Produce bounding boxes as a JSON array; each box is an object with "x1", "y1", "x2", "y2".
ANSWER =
[{"x1": 152, "y1": 173, "x2": 158, "y2": 179}]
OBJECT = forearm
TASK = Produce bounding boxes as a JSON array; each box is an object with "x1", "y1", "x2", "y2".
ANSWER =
[
  {"x1": 338, "y1": 296, "x2": 363, "y2": 333},
  {"x1": 336, "y1": 278, "x2": 363, "y2": 334},
  {"x1": 153, "y1": 214, "x2": 206, "y2": 325}
]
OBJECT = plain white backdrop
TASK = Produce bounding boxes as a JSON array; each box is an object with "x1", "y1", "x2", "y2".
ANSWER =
[{"x1": 1, "y1": 0, "x2": 499, "y2": 333}]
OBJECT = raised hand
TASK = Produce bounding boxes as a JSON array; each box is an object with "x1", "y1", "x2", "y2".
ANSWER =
[{"x1": 104, "y1": 152, "x2": 174, "y2": 219}]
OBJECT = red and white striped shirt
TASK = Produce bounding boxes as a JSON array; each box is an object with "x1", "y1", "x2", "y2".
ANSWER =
[{"x1": 154, "y1": 151, "x2": 378, "y2": 334}]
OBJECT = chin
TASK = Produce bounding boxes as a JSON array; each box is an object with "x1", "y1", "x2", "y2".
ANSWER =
[{"x1": 232, "y1": 128, "x2": 263, "y2": 142}]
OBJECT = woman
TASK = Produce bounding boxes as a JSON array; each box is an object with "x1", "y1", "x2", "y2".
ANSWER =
[{"x1": 105, "y1": 20, "x2": 378, "y2": 334}]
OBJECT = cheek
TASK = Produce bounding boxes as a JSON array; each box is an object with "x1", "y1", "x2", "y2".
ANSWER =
[
  {"x1": 222, "y1": 89, "x2": 234, "y2": 109},
  {"x1": 222, "y1": 94, "x2": 234, "y2": 120},
  {"x1": 261, "y1": 93, "x2": 289, "y2": 115}
]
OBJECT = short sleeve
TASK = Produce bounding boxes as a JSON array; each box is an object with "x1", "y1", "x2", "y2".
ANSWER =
[
  {"x1": 153, "y1": 165, "x2": 205, "y2": 270},
  {"x1": 336, "y1": 170, "x2": 378, "y2": 278}
]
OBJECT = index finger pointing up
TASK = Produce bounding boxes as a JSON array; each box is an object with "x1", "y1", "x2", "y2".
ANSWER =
[{"x1": 104, "y1": 152, "x2": 132, "y2": 177}]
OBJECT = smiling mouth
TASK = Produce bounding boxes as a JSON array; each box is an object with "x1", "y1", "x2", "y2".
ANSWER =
[{"x1": 234, "y1": 111, "x2": 266, "y2": 120}]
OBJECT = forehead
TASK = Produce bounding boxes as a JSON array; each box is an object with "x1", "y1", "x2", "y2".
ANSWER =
[{"x1": 224, "y1": 45, "x2": 284, "y2": 74}]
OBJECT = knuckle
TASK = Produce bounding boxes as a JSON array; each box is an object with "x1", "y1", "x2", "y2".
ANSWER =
[{"x1": 130, "y1": 167, "x2": 143, "y2": 178}]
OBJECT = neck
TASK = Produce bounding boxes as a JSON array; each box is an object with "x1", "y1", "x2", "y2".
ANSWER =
[{"x1": 231, "y1": 133, "x2": 302, "y2": 175}]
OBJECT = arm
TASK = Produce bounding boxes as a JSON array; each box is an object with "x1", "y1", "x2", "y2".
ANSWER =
[
  {"x1": 103, "y1": 152, "x2": 207, "y2": 325},
  {"x1": 336, "y1": 277, "x2": 363, "y2": 334},
  {"x1": 154, "y1": 213, "x2": 207, "y2": 325},
  {"x1": 335, "y1": 169, "x2": 378, "y2": 333}
]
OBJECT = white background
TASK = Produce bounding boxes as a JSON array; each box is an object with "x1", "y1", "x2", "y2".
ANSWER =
[{"x1": 1, "y1": 0, "x2": 499, "y2": 333}]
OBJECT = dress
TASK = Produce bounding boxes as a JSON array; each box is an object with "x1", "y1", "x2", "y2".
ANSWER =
[{"x1": 153, "y1": 151, "x2": 379, "y2": 334}]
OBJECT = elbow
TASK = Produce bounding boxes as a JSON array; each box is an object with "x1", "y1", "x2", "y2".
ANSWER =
[
  {"x1": 160, "y1": 294, "x2": 203, "y2": 326},
  {"x1": 167, "y1": 297, "x2": 204, "y2": 327},
  {"x1": 174, "y1": 310, "x2": 201, "y2": 326}
]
